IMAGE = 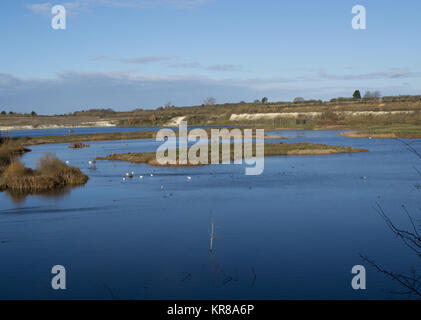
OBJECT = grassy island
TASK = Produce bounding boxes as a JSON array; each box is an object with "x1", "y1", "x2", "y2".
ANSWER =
[
  {"x1": 0, "y1": 139, "x2": 88, "y2": 194},
  {"x1": 96, "y1": 142, "x2": 368, "y2": 167},
  {"x1": 17, "y1": 131, "x2": 157, "y2": 146},
  {"x1": 0, "y1": 154, "x2": 88, "y2": 193},
  {"x1": 69, "y1": 142, "x2": 90, "y2": 149},
  {"x1": 340, "y1": 124, "x2": 421, "y2": 139}
]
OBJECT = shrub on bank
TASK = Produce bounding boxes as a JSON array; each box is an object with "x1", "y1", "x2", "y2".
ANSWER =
[
  {"x1": 0, "y1": 154, "x2": 89, "y2": 193},
  {"x1": 0, "y1": 140, "x2": 30, "y2": 169},
  {"x1": 69, "y1": 142, "x2": 90, "y2": 149}
]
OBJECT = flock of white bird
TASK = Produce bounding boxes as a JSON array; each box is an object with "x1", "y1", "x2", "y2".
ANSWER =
[
  {"x1": 121, "y1": 170, "x2": 192, "y2": 183},
  {"x1": 64, "y1": 159, "x2": 193, "y2": 183}
]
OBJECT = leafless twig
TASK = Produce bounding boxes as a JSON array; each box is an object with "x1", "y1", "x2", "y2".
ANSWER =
[
  {"x1": 360, "y1": 255, "x2": 421, "y2": 297},
  {"x1": 373, "y1": 203, "x2": 421, "y2": 256}
]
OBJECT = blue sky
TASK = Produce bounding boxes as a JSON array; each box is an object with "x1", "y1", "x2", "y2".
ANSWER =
[{"x1": 0, "y1": 0, "x2": 420, "y2": 114}]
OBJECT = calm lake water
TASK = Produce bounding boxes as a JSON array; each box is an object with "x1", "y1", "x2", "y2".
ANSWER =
[{"x1": 1, "y1": 128, "x2": 421, "y2": 299}]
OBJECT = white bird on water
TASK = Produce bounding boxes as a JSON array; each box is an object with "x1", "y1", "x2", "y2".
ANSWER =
[
  {"x1": 88, "y1": 159, "x2": 97, "y2": 170},
  {"x1": 124, "y1": 172, "x2": 134, "y2": 178},
  {"x1": 65, "y1": 161, "x2": 70, "y2": 165},
  {"x1": 150, "y1": 173, "x2": 154, "y2": 177},
  {"x1": 139, "y1": 175, "x2": 144, "y2": 180},
  {"x1": 187, "y1": 176, "x2": 192, "y2": 180}
]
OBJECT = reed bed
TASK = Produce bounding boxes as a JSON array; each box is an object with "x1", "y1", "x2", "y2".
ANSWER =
[
  {"x1": 0, "y1": 139, "x2": 31, "y2": 170},
  {"x1": 69, "y1": 142, "x2": 90, "y2": 149},
  {"x1": 0, "y1": 154, "x2": 88, "y2": 193},
  {"x1": 96, "y1": 142, "x2": 368, "y2": 166}
]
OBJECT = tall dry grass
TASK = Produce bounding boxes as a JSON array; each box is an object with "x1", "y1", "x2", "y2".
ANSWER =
[
  {"x1": 37, "y1": 153, "x2": 89, "y2": 186},
  {"x1": 68, "y1": 142, "x2": 90, "y2": 149},
  {"x1": 0, "y1": 139, "x2": 30, "y2": 169},
  {"x1": 0, "y1": 153, "x2": 88, "y2": 193}
]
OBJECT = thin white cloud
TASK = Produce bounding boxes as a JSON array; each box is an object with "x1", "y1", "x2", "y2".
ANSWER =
[
  {"x1": 169, "y1": 61, "x2": 243, "y2": 72},
  {"x1": 89, "y1": 55, "x2": 173, "y2": 64},
  {"x1": 89, "y1": 55, "x2": 108, "y2": 61},
  {"x1": 26, "y1": 1, "x2": 91, "y2": 16},
  {"x1": 169, "y1": 62, "x2": 202, "y2": 69},
  {"x1": 206, "y1": 64, "x2": 242, "y2": 72},
  {"x1": 119, "y1": 56, "x2": 173, "y2": 64},
  {"x1": 317, "y1": 69, "x2": 421, "y2": 81},
  {"x1": 90, "y1": 56, "x2": 243, "y2": 71},
  {"x1": 27, "y1": 0, "x2": 209, "y2": 15},
  {"x1": 26, "y1": 3, "x2": 51, "y2": 14},
  {"x1": 87, "y1": 0, "x2": 209, "y2": 9}
]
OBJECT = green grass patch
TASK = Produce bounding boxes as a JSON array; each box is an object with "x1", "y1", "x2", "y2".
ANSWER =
[
  {"x1": 341, "y1": 124, "x2": 421, "y2": 139},
  {"x1": 17, "y1": 131, "x2": 157, "y2": 146},
  {"x1": 96, "y1": 142, "x2": 368, "y2": 166}
]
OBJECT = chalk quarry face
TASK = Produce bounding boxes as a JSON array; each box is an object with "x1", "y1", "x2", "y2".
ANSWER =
[{"x1": 229, "y1": 110, "x2": 416, "y2": 122}]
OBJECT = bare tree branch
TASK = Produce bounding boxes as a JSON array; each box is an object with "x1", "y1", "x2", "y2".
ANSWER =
[
  {"x1": 397, "y1": 139, "x2": 421, "y2": 159},
  {"x1": 364, "y1": 141, "x2": 421, "y2": 298},
  {"x1": 360, "y1": 255, "x2": 421, "y2": 297},
  {"x1": 373, "y1": 203, "x2": 421, "y2": 256}
]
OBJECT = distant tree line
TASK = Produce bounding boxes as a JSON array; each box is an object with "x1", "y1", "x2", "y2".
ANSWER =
[
  {"x1": 72, "y1": 108, "x2": 116, "y2": 116},
  {"x1": 330, "y1": 90, "x2": 383, "y2": 103},
  {"x1": 0, "y1": 110, "x2": 38, "y2": 116}
]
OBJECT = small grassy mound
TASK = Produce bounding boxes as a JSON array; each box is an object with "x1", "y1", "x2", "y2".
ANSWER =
[
  {"x1": 69, "y1": 142, "x2": 90, "y2": 149},
  {"x1": 0, "y1": 154, "x2": 89, "y2": 193}
]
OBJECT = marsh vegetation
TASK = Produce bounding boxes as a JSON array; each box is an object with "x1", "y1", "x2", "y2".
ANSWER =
[
  {"x1": 0, "y1": 153, "x2": 89, "y2": 193},
  {"x1": 96, "y1": 142, "x2": 368, "y2": 166},
  {"x1": 69, "y1": 142, "x2": 90, "y2": 149},
  {"x1": 16, "y1": 131, "x2": 157, "y2": 146},
  {"x1": 0, "y1": 154, "x2": 89, "y2": 193},
  {"x1": 0, "y1": 138, "x2": 31, "y2": 172},
  {"x1": 0, "y1": 138, "x2": 88, "y2": 194}
]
